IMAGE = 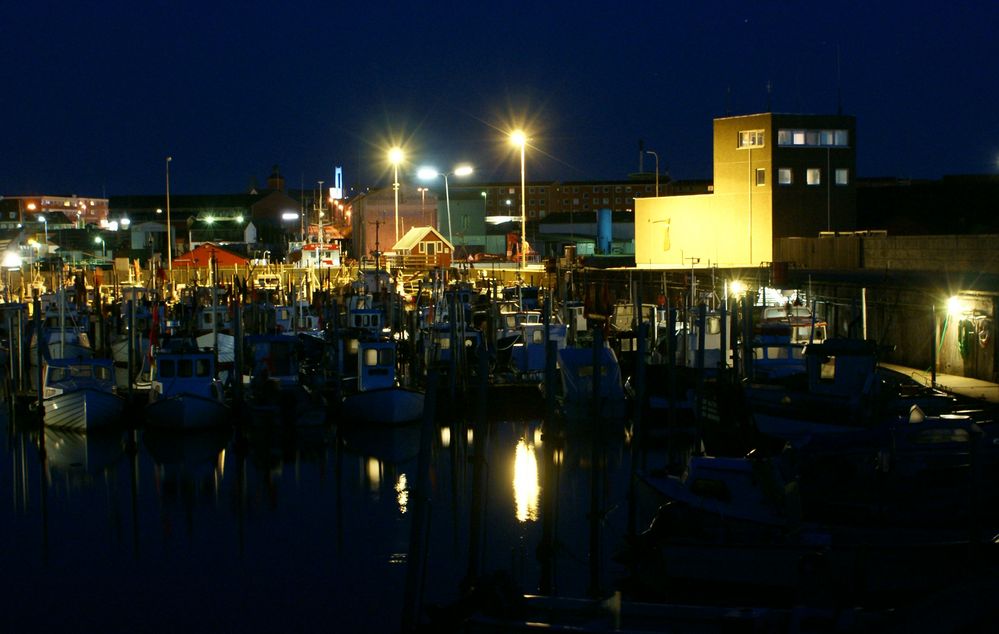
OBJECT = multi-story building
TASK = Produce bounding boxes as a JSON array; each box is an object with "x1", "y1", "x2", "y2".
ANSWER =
[
  {"x1": 635, "y1": 112, "x2": 857, "y2": 268},
  {"x1": 0, "y1": 195, "x2": 110, "y2": 230}
]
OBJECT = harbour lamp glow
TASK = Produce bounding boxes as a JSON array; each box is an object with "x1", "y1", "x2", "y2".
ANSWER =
[
  {"x1": 730, "y1": 280, "x2": 746, "y2": 296},
  {"x1": 946, "y1": 295, "x2": 966, "y2": 317},
  {"x1": 281, "y1": 212, "x2": 299, "y2": 221},
  {"x1": 94, "y1": 236, "x2": 105, "y2": 257},
  {"x1": 205, "y1": 216, "x2": 215, "y2": 224},
  {"x1": 2, "y1": 251, "x2": 22, "y2": 269},
  {"x1": 389, "y1": 146, "x2": 405, "y2": 243},
  {"x1": 510, "y1": 130, "x2": 528, "y2": 268},
  {"x1": 120, "y1": 216, "x2": 131, "y2": 229}
]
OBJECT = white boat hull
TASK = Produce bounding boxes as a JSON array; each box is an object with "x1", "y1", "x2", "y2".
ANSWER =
[{"x1": 43, "y1": 388, "x2": 125, "y2": 432}]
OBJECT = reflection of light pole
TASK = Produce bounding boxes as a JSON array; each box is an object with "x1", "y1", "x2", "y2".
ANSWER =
[
  {"x1": 510, "y1": 130, "x2": 527, "y2": 268},
  {"x1": 417, "y1": 165, "x2": 473, "y2": 246},
  {"x1": 389, "y1": 147, "x2": 404, "y2": 243},
  {"x1": 645, "y1": 149, "x2": 660, "y2": 196},
  {"x1": 166, "y1": 156, "x2": 173, "y2": 271}
]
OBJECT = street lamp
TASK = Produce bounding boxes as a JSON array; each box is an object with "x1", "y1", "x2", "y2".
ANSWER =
[
  {"x1": 38, "y1": 215, "x2": 48, "y2": 249},
  {"x1": 94, "y1": 236, "x2": 105, "y2": 258},
  {"x1": 417, "y1": 165, "x2": 473, "y2": 245},
  {"x1": 417, "y1": 187, "x2": 428, "y2": 225},
  {"x1": 645, "y1": 149, "x2": 660, "y2": 196},
  {"x1": 480, "y1": 191, "x2": 487, "y2": 214},
  {"x1": 166, "y1": 156, "x2": 173, "y2": 271},
  {"x1": 510, "y1": 130, "x2": 528, "y2": 268},
  {"x1": 389, "y1": 147, "x2": 404, "y2": 243}
]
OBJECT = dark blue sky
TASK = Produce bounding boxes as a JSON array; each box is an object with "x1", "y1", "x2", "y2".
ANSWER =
[{"x1": 2, "y1": 1, "x2": 996, "y2": 196}]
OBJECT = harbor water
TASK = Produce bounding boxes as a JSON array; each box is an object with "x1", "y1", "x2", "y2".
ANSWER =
[{"x1": 0, "y1": 400, "x2": 639, "y2": 633}]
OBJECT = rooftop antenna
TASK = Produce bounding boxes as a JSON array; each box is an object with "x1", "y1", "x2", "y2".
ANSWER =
[{"x1": 836, "y1": 43, "x2": 843, "y2": 115}]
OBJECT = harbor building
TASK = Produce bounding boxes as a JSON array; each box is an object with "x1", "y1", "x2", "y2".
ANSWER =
[{"x1": 635, "y1": 112, "x2": 856, "y2": 268}]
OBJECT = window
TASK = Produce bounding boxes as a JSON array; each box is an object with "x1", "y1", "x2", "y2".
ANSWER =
[
  {"x1": 778, "y1": 128, "x2": 849, "y2": 147},
  {"x1": 738, "y1": 129, "x2": 765, "y2": 148},
  {"x1": 755, "y1": 168, "x2": 766, "y2": 186},
  {"x1": 793, "y1": 130, "x2": 806, "y2": 145},
  {"x1": 834, "y1": 130, "x2": 849, "y2": 146},
  {"x1": 806, "y1": 168, "x2": 821, "y2": 185},
  {"x1": 835, "y1": 168, "x2": 849, "y2": 185},
  {"x1": 778, "y1": 168, "x2": 793, "y2": 185}
]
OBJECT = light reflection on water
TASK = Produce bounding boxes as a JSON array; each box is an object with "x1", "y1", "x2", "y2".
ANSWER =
[
  {"x1": 1, "y1": 404, "x2": 635, "y2": 632},
  {"x1": 513, "y1": 437, "x2": 540, "y2": 523}
]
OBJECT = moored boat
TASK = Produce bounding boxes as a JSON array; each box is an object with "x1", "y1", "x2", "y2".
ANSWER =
[{"x1": 42, "y1": 357, "x2": 124, "y2": 432}]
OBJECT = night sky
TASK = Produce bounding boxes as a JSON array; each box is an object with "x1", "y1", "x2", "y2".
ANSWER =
[{"x1": 3, "y1": 2, "x2": 997, "y2": 197}]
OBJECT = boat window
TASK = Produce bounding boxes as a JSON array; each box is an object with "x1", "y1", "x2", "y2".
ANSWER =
[
  {"x1": 706, "y1": 316, "x2": 721, "y2": 335},
  {"x1": 204, "y1": 312, "x2": 213, "y2": 325},
  {"x1": 96, "y1": 366, "x2": 110, "y2": 380},
  {"x1": 364, "y1": 348, "x2": 380, "y2": 367},
  {"x1": 48, "y1": 367, "x2": 68, "y2": 382},
  {"x1": 196, "y1": 358, "x2": 210, "y2": 377},
  {"x1": 820, "y1": 356, "x2": 836, "y2": 381},
  {"x1": 532, "y1": 330, "x2": 543, "y2": 344},
  {"x1": 354, "y1": 315, "x2": 362, "y2": 327},
  {"x1": 439, "y1": 337, "x2": 451, "y2": 350},
  {"x1": 380, "y1": 349, "x2": 395, "y2": 366},
  {"x1": 689, "y1": 478, "x2": 731, "y2": 501},
  {"x1": 178, "y1": 359, "x2": 194, "y2": 378},
  {"x1": 159, "y1": 359, "x2": 175, "y2": 378}
]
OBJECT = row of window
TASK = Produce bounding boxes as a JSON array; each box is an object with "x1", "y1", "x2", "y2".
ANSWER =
[
  {"x1": 778, "y1": 129, "x2": 849, "y2": 147},
  {"x1": 769, "y1": 167, "x2": 849, "y2": 186},
  {"x1": 492, "y1": 184, "x2": 653, "y2": 195},
  {"x1": 738, "y1": 129, "x2": 851, "y2": 149}
]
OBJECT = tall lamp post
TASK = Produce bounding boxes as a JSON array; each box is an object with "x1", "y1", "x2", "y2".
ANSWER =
[
  {"x1": 389, "y1": 147, "x2": 404, "y2": 244},
  {"x1": 645, "y1": 149, "x2": 660, "y2": 196},
  {"x1": 94, "y1": 236, "x2": 105, "y2": 258},
  {"x1": 417, "y1": 187, "x2": 428, "y2": 225},
  {"x1": 38, "y1": 215, "x2": 48, "y2": 250},
  {"x1": 510, "y1": 130, "x2": 528, "y2": 268},
  {"x1": 166, "y1": 156, "x2": 173, "y2": 271},
  {"x1": 317, "y1": 180, "x2": 325, "y2": 249},
  {"x1": 417, "y1": 165, "x2": 473, "y2": 246}
]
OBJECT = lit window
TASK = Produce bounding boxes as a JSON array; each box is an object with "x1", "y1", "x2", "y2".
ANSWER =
[
  {"x1": 738, "y1": 130, "x2": 765, "y2": 148},
  {"x1": 821, "y1": 130, "x2": 835, "y2": 145},
  {"x1": 778, "y1": 168, "x2": 793, "y2": 185},
  {"x1": 835, "y1": 168, "x2": 849, "y2": 185},
  {"x1": 806, "y1": 168, "x2": 821, "y2": 185},
  {"x1": 793, "y1": 131, "x2": 806, "y2": 145},
  {"x1": 755, "y1": 168, "x2": 766, "y2": 186}
]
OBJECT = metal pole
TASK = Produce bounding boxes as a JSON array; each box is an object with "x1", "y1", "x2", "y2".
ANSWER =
[
  {"x1": 520, "y1": 143, "x2": 527, "y2": 269},
  {"x1": 166, "y1": 156, "x2": 173, "y2": 271},
  {"x1": 443, "y1": 173, "x2": 452, "y2": 245}
]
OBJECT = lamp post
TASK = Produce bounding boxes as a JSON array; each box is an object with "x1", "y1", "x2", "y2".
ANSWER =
[
  {"x1": 317, "y1": 180, "x2": 324, "y2": 249},
  {"x1": 389, "y1": 147, "x2": 404, "y2": 243},
  {"x1": 417, "y1": 165, "x2": 473, "y2": 246},
  {"x1": 645, "y1": 149, "x2": 660, "y2": 196},
  {"x1": 94, "y1": 236, "x2": 105, "y2": 258},
  {"x1": 480, "y1": 191, "x2": 487, "y2": 214},
  {"x1": 38, "y1": 215, "x2": 48, "y2": 249},
  {"x1": 417, "y1": 187, "x2": 428, "y2": 225},
  {"x1": 166, "y1": 156, "x2": 173, "y2": 271},
  {"x1": 510, "y1": 130, "x2": 527, "y2": 268}
]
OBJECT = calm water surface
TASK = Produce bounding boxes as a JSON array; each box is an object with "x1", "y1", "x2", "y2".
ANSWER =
[{"x1": 0, "y1": 402, "x2": 636, "y2": 633}]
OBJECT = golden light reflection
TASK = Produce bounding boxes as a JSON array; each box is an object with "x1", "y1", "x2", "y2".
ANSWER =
[
  {"x1": 466, "y1": 428, "x2": 474, "y2": 445},
  {"x1": 395, "y1": 473, "x2": 409, "y2": 514},
  {"x1": 217, "y1": 449, "x2": 226, "y2": 478},
  {"x1": 440, "y1": 426, "x2": 451, "y2": 449},
  {"x1": 366, "y1": 457, "x2": 382, "y2": 491},
  {"x1": 532, "y1": 427, "x2": 543, "y2": 447},
  {"x1": 513, "y1": 438, "x2": 540, "y2": 523}
]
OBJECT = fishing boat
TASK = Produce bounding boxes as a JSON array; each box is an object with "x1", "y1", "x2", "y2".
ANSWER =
[
  {"x1": 146, "y1": 342, "x2": 229, "y2": 430},
  {"x1": 41, "y1": 357, "x2": 125, "y2": 432},
  {"x1": 244, "y1": 332, "x2": 327, "y2": 425},
  {"x1": 341, "y1": 338, "x2": 424, "y2": 425},
  {"x1": 553, "y1": 344, "x2": 627, "y2": 423}
]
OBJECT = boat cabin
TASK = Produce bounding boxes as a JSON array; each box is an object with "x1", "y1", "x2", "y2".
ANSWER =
[
  {"x1": 151, "y1": 349, "x2": 219, "y2": 400},
  {"x1": 357, "y1": 339, "x2": 397, "y2": 392}
]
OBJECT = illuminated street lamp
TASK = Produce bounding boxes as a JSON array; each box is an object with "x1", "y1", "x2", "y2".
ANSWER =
[
  {"x1": 510, "y1": 130, "x2": 527, "y2": 268},
  {"x1": 94, "y1": 236, "x2": 105, "y2": 257},
  {"x1": 417, "y1": 165, "x2": 473, "y2": 245},
  {"x1": 38, "y1": 214, "x2": 48, "y2": 247},
  {"x1": 388, "y1": 147, "x2": 404, "y2": 243}
]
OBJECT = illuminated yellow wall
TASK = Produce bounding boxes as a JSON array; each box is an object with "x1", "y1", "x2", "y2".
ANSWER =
[{"x1": 635, "y1": 113, "x2": 775, "y2": 269}]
